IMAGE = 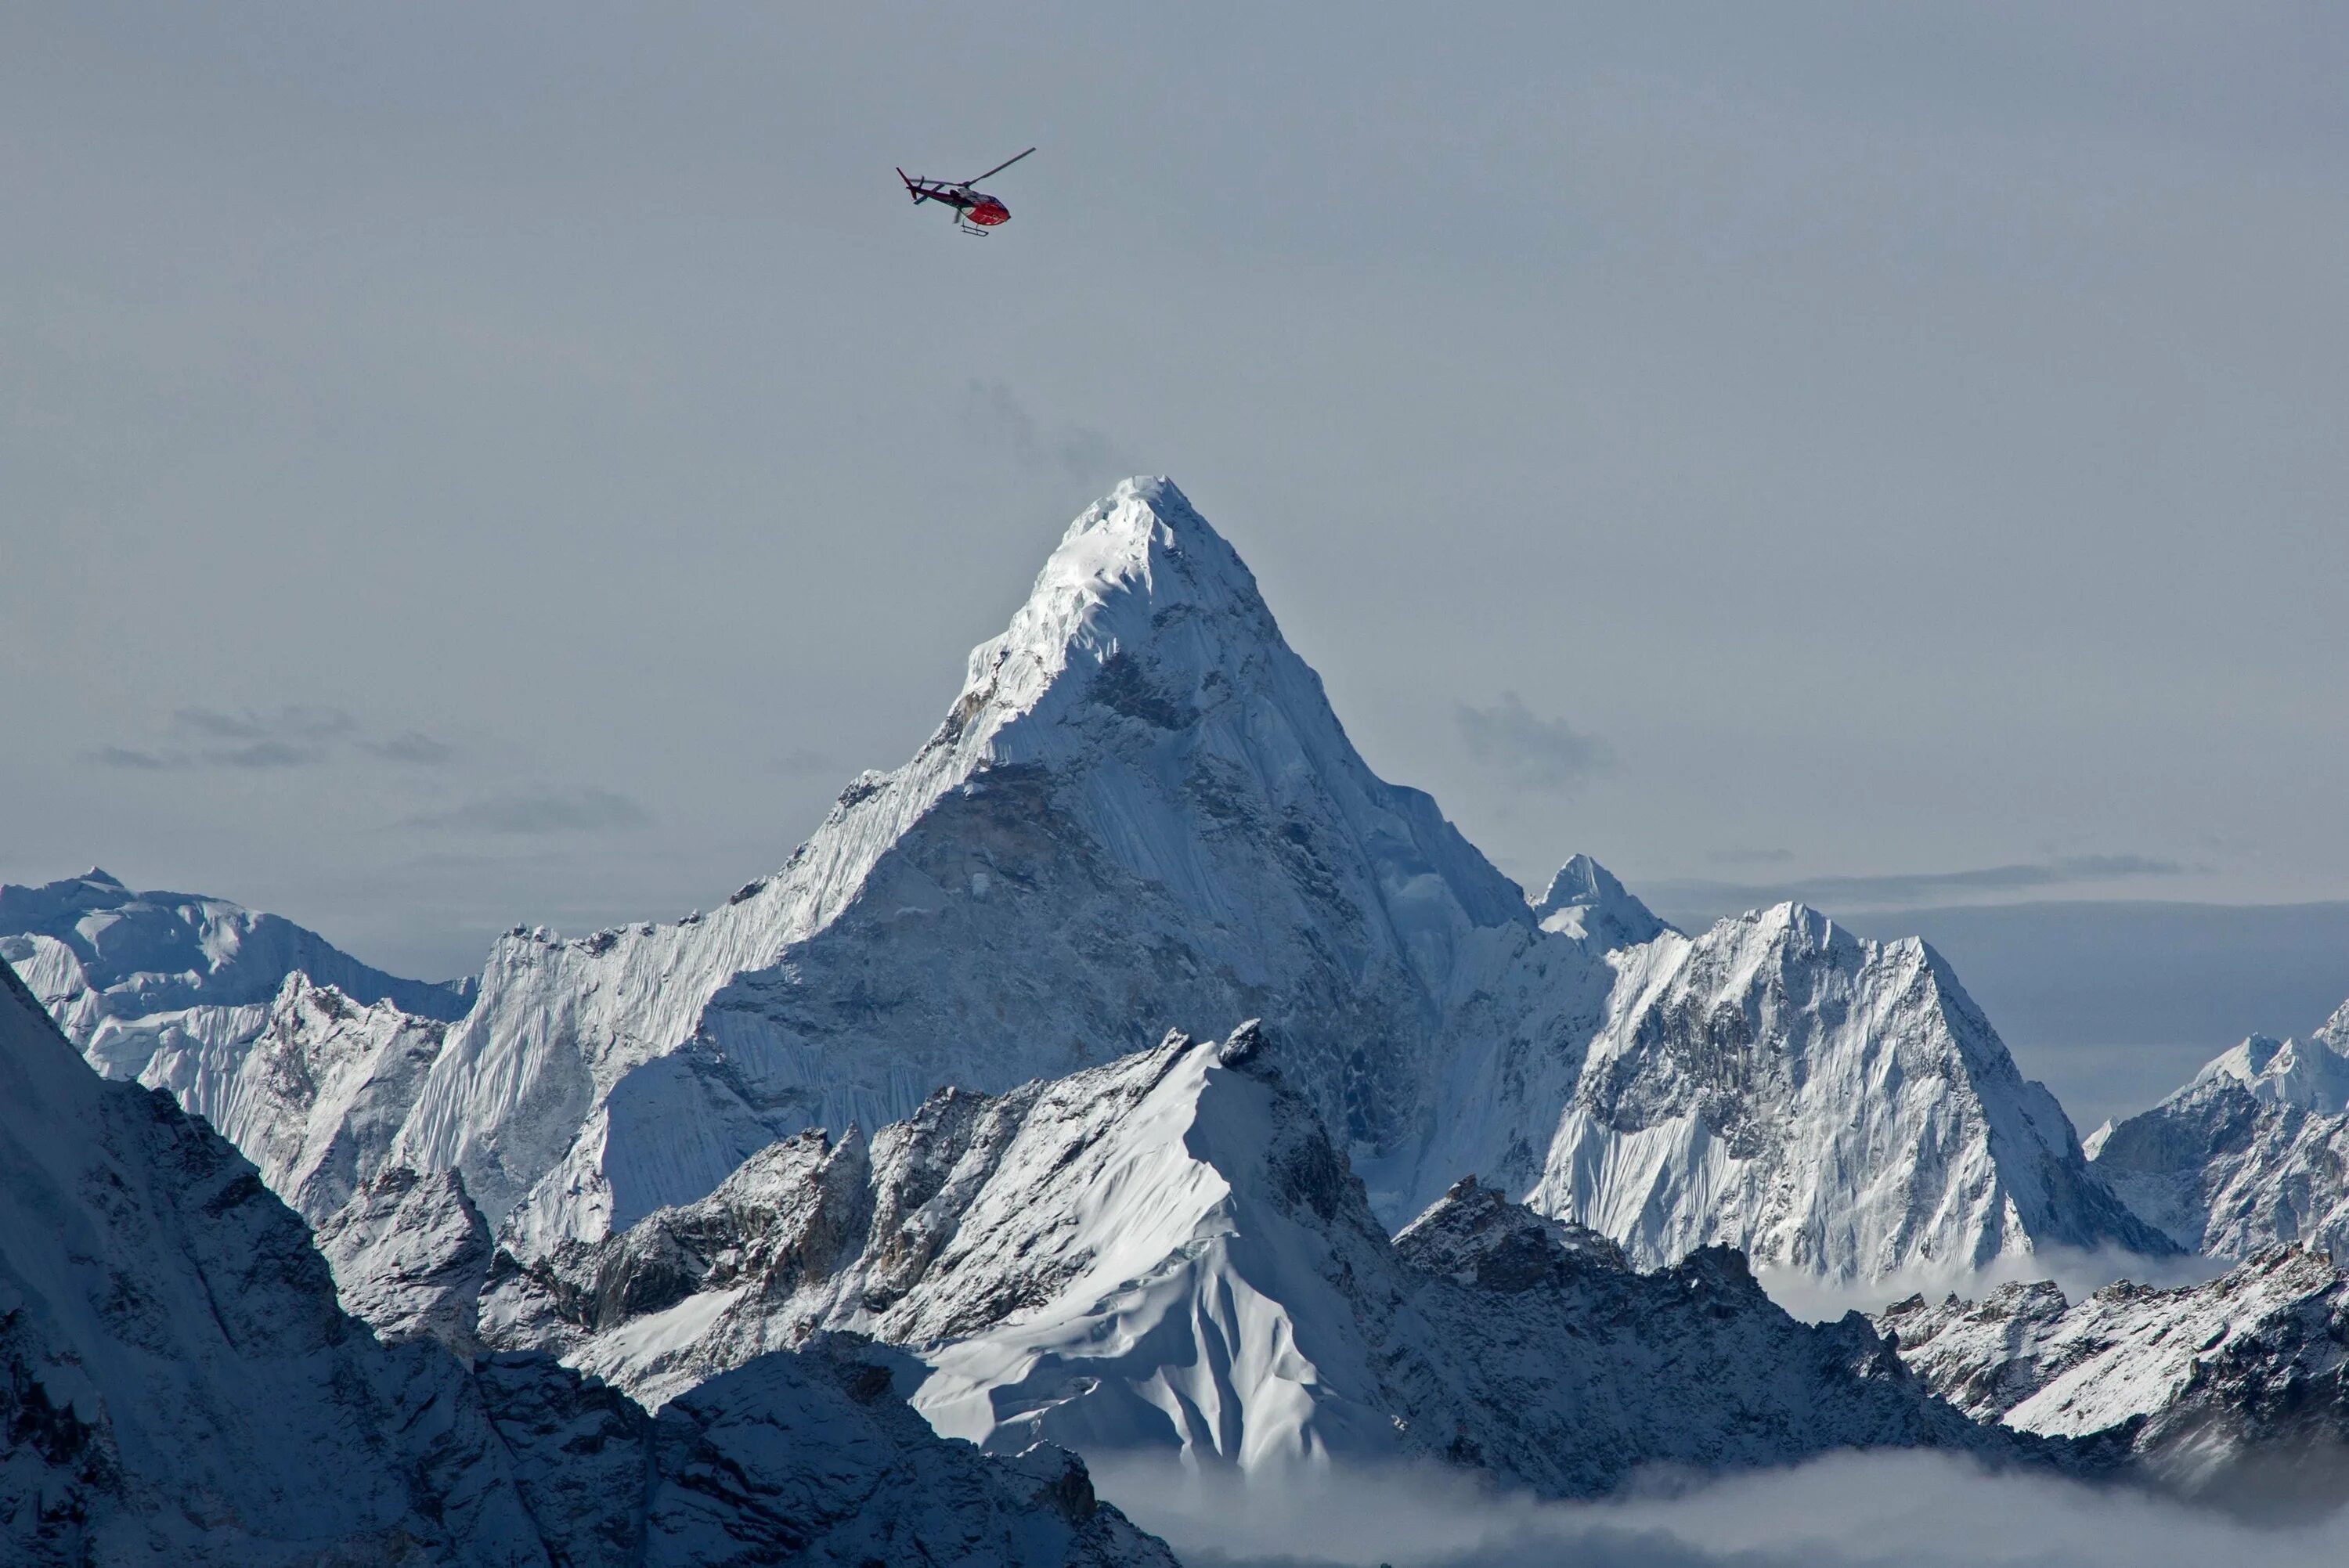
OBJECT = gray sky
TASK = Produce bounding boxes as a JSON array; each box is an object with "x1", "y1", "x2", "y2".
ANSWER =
[{"x1": 5, "y1": 5, "x2": 2346, "y2": 1108}]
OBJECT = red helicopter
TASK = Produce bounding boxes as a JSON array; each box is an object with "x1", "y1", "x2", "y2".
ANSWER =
[{"x1": 897, "y1": 147, "x2": 1035, "y2": 236}]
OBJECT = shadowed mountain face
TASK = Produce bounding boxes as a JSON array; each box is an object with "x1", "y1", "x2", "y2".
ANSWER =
[{"x1": 0, "y1": 956, "x2": 1174, "y2": 1566}]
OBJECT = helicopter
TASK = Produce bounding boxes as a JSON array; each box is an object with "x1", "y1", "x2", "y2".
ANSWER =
[{"x1": 897, "y1": 147, "x2": 1035, "y2": 236}]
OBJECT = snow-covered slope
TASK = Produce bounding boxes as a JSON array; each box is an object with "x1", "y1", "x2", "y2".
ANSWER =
[
  {"x1": 2089, "y1": 1002, "x2": 2349, "y2": 1260},
  {"x1": 0, "y1": 953, "x2": 1174, "y2": 1565},
  {"x1": 0, "y1": 867, "x2": 471, "y2": 1084},
  {"x1": 1516, "y1": 905, "x2": 2174, "y2": 1277},
  {"x1": 315, "y1": 477, "x2": 2148, "y2": 1288},
  {"x1": 480, "y1": 1024, "x2": 2050, "y2": 1497},
  {"x1": 1878, "y1": 1247, "x2": 2349, "y2": 1500}
]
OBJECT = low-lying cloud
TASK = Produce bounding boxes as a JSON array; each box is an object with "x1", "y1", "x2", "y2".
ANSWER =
[
  {"x1": 404, "y1": 786, "x2": 651, "y2": 834},
  {"x1": 1456, "y1": 692, "x2": 1611, "y2": 791},
  {"x1": 1096, "y1": 1448, "x2": 2346, "y2": 1568}
]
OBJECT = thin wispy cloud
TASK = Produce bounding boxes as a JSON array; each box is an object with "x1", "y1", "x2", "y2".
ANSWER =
[
  {"x1": 1658, "y1": 853, "x2": 2192, "y2": 916},
  {"x1": 1709, "y1": 847, "x2": 1795, "y2": 867},
  {"x1": 362, "y1": 731, "x2": 457, "y2": 765},
  {"x1": 963, "y1": 380, "x2": 1130, "y2": 486},
  {"x1": 84, "y1": 744, "x2": 188, "y2": 771},
  {"x1": 1456, "y1": 692, "x2": 1611, "y2": 792},
  {"x1": 81, "y1": 707, "x2": 456, "y2": 773},
  {"x1": 405, "y1": 787, "x2": 651, "y2": 835},
  {"x1": 204, "y1": 739, "x2": 328, "y2": 770},
  {"x1": 172, "y1": 705, "x2": 356, "y2": 743}
]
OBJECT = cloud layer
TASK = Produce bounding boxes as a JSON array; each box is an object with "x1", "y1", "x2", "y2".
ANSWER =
[
  {"x1": 85, "y1": 707, "x2": 453, "y2": 772},
  {"x1": 1653, "y1": 854, "x2": 2189, "y2": 917},
  {"x1": 1098, "y1": 1448, "x2": 2347, "y2": 1568}
]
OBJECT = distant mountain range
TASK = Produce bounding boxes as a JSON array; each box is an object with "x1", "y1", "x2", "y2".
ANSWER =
[{"x1": 9, "y1": 478, "x2": 2348, "y2": 1547}]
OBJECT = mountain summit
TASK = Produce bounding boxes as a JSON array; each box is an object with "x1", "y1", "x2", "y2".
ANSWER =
[
  {"x1": 399, "y1": 478, "x2": 1539, "y2": 1252},
  {"x1": 10, "y1": 481, "x2": 2165, "y2": 1285}
]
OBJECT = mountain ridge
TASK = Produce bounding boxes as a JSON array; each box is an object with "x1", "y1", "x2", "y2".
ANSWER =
[{"x1": 474, "y1": 1021, "x2": 2057, "y2": 1496}]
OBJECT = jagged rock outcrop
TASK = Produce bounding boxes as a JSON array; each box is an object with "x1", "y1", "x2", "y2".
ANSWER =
[
  {"x1": 0, "y1": 954, "x2": 1174, "y2": 1565},
  {"x1": 481, "y1": 1024, "x2": 2056, "y2": 1496},
  {"x1": 1878, "y1": 1246, "x2": 2349, "y2": 1504},
  {"x1": 478, "y1": 1339, "x2": 1171, "y2": 1568},
  {"x1": 155, "y1": 971, "x2": 458, "y2": 1224},
  {"x1": 2090, "y1": 1004, "x2": 2349, "y2": 1260},
  {"x1": 313, "y1": 1165, "x2": 494, "y2": 1357}
]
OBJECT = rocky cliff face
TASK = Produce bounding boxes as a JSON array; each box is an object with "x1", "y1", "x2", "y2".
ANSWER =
[{"x1": 1878, "y1": 1246, "x2": 2349, "y2": 1505}]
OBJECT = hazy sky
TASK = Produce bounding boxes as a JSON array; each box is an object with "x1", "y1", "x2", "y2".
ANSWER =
[{"x1": 5, "y1": 4, "x2": 2345, "y2": 1073}]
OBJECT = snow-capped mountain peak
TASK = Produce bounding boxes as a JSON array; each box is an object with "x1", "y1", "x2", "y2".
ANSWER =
[
  {"x1": 15, "y1": 484, "x2": 2171, "y2": 1290},
  {"x1": 2090, "y1": 996, "x2": 2349, "y2": 1259},
  {"x1": 2190, "y1": 1031, "x2": 2349, "y2": 1115},
  {"x1": 953, "y1": 477, "x2": 1270, "y2": 744},
  {"x1": 397, "y1": 478, "x2": 1539, "y2": 1251},
  {"x1": 1526, "y1": 901, "x2": 2170, "y2": 1278},
  {"x1": 1529, "y1": 852, "x2": 1672, "y2": 949}
]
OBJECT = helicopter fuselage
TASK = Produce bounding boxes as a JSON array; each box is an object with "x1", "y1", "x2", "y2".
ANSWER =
[{"x1": 898, "y1": 153, "x2": 1030, "y2": 233}]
